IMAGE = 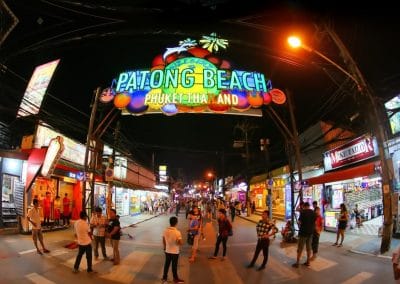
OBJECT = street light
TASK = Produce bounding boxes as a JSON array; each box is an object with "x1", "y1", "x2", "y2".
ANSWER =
[
  {"x1": 288, "y1": 30, "x2": 393, "y2": 253},
  {"x1": 287, "y1": 36, "x2": 360, "y2": 89},
  {"x1": 260, "y1": 138, "x2": 273, "y2": 219}
]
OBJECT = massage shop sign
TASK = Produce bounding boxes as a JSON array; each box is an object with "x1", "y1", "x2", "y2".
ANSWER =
[{"x1": 102, "y1": 33, "x2": 286, "y2": 115}]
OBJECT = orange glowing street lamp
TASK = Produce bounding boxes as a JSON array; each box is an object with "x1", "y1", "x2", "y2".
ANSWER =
[{"x1": 287, "y1": 35, "x2": 359, "y2": 89}]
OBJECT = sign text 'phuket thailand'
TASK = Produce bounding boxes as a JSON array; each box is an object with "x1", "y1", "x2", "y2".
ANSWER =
[{"x1": 103, "y1": 33, "x2": 286, "y2": 116}]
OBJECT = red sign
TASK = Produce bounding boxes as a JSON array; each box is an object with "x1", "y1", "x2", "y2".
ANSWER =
[{"x1": 323, "y1": 135, "x2": 379, "y2": 171}]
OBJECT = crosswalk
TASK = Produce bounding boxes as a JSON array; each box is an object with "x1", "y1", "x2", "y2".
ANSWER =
[{"x1": 18, "y1": 241, "x2": 379, "y2": 284}]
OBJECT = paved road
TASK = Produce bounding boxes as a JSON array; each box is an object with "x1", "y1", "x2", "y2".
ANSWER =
[{"x1": 0, "y1": 212, "x2": 395, "y2": 284}]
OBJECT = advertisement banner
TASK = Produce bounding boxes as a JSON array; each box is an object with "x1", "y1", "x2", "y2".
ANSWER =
[{"x1": 323, "y1": 135, "x2": 379, "y2": 171}]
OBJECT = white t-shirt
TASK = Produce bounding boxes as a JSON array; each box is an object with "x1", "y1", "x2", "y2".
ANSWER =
[
  {"x1": 163, "y1": 226, "x2": 182, "y2": 254},
  {"x1": 27, "y1": 207, "x2": 41, "y2": 229},
  {"x1": 74, "y1": 219, "x2": 92, "y2": 245}
]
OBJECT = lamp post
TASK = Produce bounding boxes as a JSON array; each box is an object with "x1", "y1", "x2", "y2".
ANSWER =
[
  {"x1": 288, "y1": 29, "x2": 393, "y2": 253},
  {"x1": 260, "y1": 138, "x2": 273, "y2": 220}
]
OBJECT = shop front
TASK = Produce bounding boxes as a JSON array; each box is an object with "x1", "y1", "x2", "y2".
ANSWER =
[
  {"x1": 388, "y1": 137, "x2": 400, "y2": 235},
  {"x1": 0, "y1": 152, "x2": 28, "y2": 228},
  {"x1": 306, "y1": 134, "x2": 383, "y2": 232},
  {"x1": 249, "y1": 173, "x2": 268, "y2": 211}
]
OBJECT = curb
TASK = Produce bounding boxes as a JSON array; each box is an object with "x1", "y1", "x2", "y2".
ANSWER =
[{"x1": 349, "y1": 249, "x2": 392, "y2": 259}]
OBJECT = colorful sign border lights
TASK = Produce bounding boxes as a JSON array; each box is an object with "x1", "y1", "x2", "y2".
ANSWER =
[{"x1": 103, "y1": 33, "x2": 286, "y2": 116}]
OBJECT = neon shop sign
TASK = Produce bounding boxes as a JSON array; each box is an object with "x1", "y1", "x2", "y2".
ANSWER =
[{"x1": 104, "y1": 33, "x2": 286, "y2": 115}]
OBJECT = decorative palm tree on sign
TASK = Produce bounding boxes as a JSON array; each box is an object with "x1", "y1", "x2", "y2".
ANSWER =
[
  {"x1": 199, "y1": 32, "x2": 228, "y2": 52},
  {"x1": 178, "y1": 38, "x2": 197, "y2": 48}
]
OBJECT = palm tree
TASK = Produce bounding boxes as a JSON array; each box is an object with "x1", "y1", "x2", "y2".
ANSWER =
[{"x1": 199, "y1": 32, "x2": 228, "y2": 53}]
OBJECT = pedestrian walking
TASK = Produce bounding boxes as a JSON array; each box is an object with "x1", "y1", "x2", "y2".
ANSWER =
[
  {"x1": 247, "y1": 210, "x2": 274, "y2": 271},
  {"x1": 209, "y1": 208, "x2": 232, "y2": 261},
  {"x1": 90, "y1": 206, "x2": 108, "y2": 260},
  {"x1": 292, "y1": 202, "x2": 316, "y2": 268},
  {"x1": 311, "y1": 206, "x2": 323, "y2": 260},
  {"x1": 188, "y1": 206, "x2": 202, "y2": 263},
  {"x1": 73, "y1": 211, "x2": 95, "y2": 273},
  {"x1": 333, "y1": 203, "x2": 348, "y2": 247},
  {"x1": 106, "y1": 208, "x2": 121, "y2": 265},
  {"x1": 162, "y1": 216, "x2": 184, "y2": 284},
  {"x1": 229, "y1": 202, "x2": 236, "y2": 222},
  {"x1": 27, "y1": 198, "x2": 50, "y2": 255}
]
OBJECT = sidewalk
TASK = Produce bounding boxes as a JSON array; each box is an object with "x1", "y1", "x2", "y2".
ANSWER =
[
  {"x1": 237, "y1": 213, "x2": 400, "y2": 259},
  {"x1": 119, "y1": 213, "x2": 161, "y2": 229}
]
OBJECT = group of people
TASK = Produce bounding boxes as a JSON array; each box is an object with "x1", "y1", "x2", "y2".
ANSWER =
[
  {"x1": 72, "y1": 207, "x2": 121, "y2": 273},
  {"x1": 292, "y1": 201, "x2": 324, "y2": 268},
  {"x1": 162, "y1": 206, "x2": 233, "y2": 284},
  {"x1": 34, "y1": 192, "x2": 72, "y2": 228},
  {"x1": 27, "y1": 200, "x2": 122, "y2": 273}
]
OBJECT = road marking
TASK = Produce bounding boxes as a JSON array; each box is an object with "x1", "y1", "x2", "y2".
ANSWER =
[
  {"x1": 100, "y1": 251, "x2": 153, "y2": 283},
  {"x1": 340, "y1": 272, "x2": 373, "y2": 284},
  {"x1": 267, "y1": 256, "x2": 300, "y2": 282},
  {"x1": 274, "y1": 243, "x2": 337, "y2": 272},
  {"x1": 4, "y1": 239, "x2": 17, "y2": 243},
  {"x1": 19, "y1": 249, "x2": 37, "y2": 255},
  {"x1": 209, "y1": 256, "x2": 244, "y2": 284},
  {"x1": 25, "y1": 273, "x2": 56, "y2": 284},
  {"x1": 43, "y1": 249, "x2": 68, "y2": 257},
  {"x1": 309, "y1": 257, "x2": 337, "y2": 272},
  {"x1": 63, "y1": 247, "x2": 114, "y2": 270}
]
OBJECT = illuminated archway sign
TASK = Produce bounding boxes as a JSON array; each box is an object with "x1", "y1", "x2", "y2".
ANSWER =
[{"x1": 104, "y1": 33, "x2": 286, "y2": 116}]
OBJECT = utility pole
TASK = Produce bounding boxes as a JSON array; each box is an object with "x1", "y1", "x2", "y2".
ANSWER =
[
  {"x1": 83, "y1": 87, "x2": 101, "y2": 214},
  {"x1": 264, "y1": 89, "x2": 303, "y2": 234},
  {"x1": 260, "y1": 138, "x2": 272, "y2": 219},
  {"x1": 234, "y1": 120, "x2": 257, "y2": 216},
  {"x1": 325, "y1": 26, "x2": 393, "y2": 253}
]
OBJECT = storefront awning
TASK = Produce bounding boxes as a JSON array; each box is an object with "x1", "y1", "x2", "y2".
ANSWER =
[
  {"x1": 113, "y1": 180, "x2": 157, "y2": 192},
  {"x1": 305, "y1": 160, "x2": 380, "y2": 185}
]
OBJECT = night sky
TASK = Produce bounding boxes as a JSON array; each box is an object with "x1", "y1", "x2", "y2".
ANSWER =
[{"x1": 1, "y1": 1, "x2": 400, "y2": 182}]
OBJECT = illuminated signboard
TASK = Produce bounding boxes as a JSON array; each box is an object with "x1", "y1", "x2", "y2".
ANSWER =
[
  {"x1": 35, "y1": 124, "x2": 86, "y2": 165},
  {"x1": 104, "y1": 33, "x2": 286, "y2": 116},
  {"x1": 41, "y1": 136, "x2": 64, "y2": 177},
  {"x1": 17, "y1": 59, "x2": 60, "y2": 117},
  {"x1": 385, "y1": 95, "x2": 400, "y2": 136},
  {"x1": 323, "y1": 134, "x2": 379, "y2": 171},
  {"x1": 159, "y1": 165, "x2": 167, "y2": 182}
]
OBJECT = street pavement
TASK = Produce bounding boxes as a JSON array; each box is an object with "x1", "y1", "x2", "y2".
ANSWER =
[{"x1": 0, "y1": 211, "x2": 397, "y2": 283}]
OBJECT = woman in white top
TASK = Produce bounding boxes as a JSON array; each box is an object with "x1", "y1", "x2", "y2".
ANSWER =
[{"x1": 27, "y1": 198, "x2": 50, "y2": 255}]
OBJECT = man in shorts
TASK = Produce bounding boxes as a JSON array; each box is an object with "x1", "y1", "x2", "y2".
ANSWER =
[
  {"x1": 292, "y1": 202, "x2": 316, "y2": 268},
  {"x1": 27, "y1": 198, "x2": 50, "y2": 255}
]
